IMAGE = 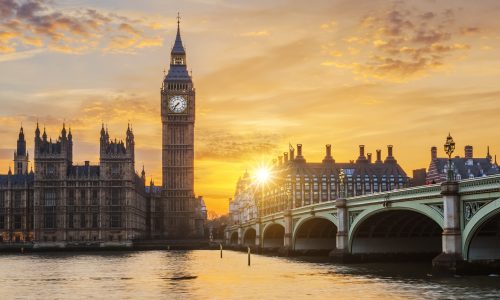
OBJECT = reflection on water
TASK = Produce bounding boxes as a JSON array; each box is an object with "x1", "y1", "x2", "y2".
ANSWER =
[{"x1": 0, "y1": 250, "x2": 498, "y2": 299}]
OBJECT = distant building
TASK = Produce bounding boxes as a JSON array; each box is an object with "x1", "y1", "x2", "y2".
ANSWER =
[
  {"x1": 228, "y1": 171, "x2": 257, "y2": 226},
  {"x1": 412, "y1": 168, "x2": 427, "y2": 186},
  {"x1": 426, "y1": 145, "x2": 499, "y2": 184},
  {"x1": 229, "y1": 144, "x2": 410, "y2": 219}
]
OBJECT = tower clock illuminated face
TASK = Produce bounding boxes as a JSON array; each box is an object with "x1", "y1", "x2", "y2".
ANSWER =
[{"x1": 169, "y1": 95, "x2": 187, "y2": 113}]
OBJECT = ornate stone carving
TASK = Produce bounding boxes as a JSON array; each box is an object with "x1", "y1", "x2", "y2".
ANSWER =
[{"x1": 464, "y1": 201, "x2": 491, "y2": 224}]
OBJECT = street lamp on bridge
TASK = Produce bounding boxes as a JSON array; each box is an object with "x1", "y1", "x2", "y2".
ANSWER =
[{"x1": 444, "y1": 133, "x2": 456, "y2": 182}]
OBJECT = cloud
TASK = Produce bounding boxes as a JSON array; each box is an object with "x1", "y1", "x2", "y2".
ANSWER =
[
  {"x1": 240, "y1": 30, "x2": 270, "y2": 37},
  {"x1": 320, "y1": 20, "x2": 338, "y2": 32},
  {"x1": 0, "y1": 0, "x2": 164, "y2": 58},
  {"x1": 196, "y1": 129, "x2": 282, "y2": 161},
  {"x1": 323, "y1": 2, "x2": 480, "y2": 81}
]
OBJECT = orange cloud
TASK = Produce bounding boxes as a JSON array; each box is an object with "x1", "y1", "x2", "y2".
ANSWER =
[
  {"x1": 240, "y1": 30, "x2": 270, "y2": 37},
  {"x1": 323, "y1": 2, "x2": 479, "y2": 81},
  {"x1": 0, "y1": 0, "x2": 164, "y2": 56}
]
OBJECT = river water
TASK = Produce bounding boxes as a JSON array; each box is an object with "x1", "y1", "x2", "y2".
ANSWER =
[{"x1": 0, "y1": 250, "x2": 498, "y2": 299}]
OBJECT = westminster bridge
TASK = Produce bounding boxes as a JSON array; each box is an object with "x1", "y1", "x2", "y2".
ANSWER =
[{"x1": 225, "y1": 175, "x2": 500, "y2": 272}]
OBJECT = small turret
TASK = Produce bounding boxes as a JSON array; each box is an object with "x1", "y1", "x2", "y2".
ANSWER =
[
  {"x1": 141, "y1": 165, "x2": 146, "y2": 185},
  {"x1": 61, "y1": 123, "x2": 67, "y2": 139},
  {"x1": 42, "y1": 126, "x2": 47, "y2": 141},
  {"x1": 14, "y1": 126, "x2": 29, "y2": 175},
  {"x1": 35, "y1": 122, "x2": 40, "y2": 139}
]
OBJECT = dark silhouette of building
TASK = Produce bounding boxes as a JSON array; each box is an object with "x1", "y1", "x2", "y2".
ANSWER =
[
  {"x1": 412, "y1": 168, "x2": 427, "y2": 186},
  {"x1": 426, "y1": 145, "x2": 498, "y2": 184}
]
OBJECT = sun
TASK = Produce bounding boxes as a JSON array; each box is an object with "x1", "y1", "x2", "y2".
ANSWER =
[{"x1": 255, "y1": 167, "x2": 271, "y2": 184}]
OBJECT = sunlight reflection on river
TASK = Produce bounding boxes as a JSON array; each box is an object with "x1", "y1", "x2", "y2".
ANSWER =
[{"x1": 0, "y1": 250, "x2": 498, "y2": 299}]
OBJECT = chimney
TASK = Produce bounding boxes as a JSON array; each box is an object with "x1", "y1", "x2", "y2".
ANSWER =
[
  {"x1": 297, "y1": 144, "x2": 303, "y2": 157},
  {"x1": 359, "y1": 145, "x2": 365, "y2": 158},
  {"x1": 295, "y1": 144, "x2": 305, "y2": 162},
  {"x1": 387, "y1": 145, "x2": 393, "y2": 157},
  {"x1": 376, "y1": 149, "x2": 382, "y2": 163},
  {"x1": 464, "y1": 145, "x2": 473, "y2": 159},
  {"x1": 367, "y1": 153, "x2": 372, "y2": 163},
  {"x1": 431, "y1": 146, "x2": 437, "y2": 160},
  {"x1": 284, "y1": 152, "x2": 288, "y2": 163},
  {"x1": 278, "y1": 156, "x2": 283, "y2": 166},
  {"x1": 323, "y1": 144, "x2": 334, "y2": 163},
  {"x1": 385, "y1": 145, "x2": 396, "y2": 163}
]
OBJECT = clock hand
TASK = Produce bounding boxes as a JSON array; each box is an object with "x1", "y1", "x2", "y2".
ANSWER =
[{"x1": 173, "y1": 102, "x2": 180, "y2": 109}]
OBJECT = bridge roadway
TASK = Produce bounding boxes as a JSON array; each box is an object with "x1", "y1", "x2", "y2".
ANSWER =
[{"x1": 225, "y1": 175, "x2": 500, "y2": 273}]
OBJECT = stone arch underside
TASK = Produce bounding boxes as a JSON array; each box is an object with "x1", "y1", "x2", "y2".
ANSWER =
[
  {"x1": 351, "y1": 210, "x2": 442, "y2": 255},
  {"x1": 262, "y1": 223, "x2": 285, "y2": 248},
  {"x1": 468, "y1": 211, "x2": 500, "y2": 261},
  {"x1": 294, "y1": 218, "x2": 337, "y2": 251},
  {"x1": 230, "y1": 232, "x2": 238, "y2": 245},
  {"x1": 243, "y1": 228, "x2": 256, "y2": 246}
]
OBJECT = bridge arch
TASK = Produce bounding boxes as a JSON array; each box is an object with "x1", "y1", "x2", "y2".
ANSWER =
[
  {"x1": 243, "y1": 227, "x2": 256, "y2": 246},
  {"x1": 293, "y1": 216, "x2": 337, "y2": 252},
  {"x1": 463, "y1": 198, "x2": 500, "y2": 261},
  {"x1": 230, "y1": 231, "x2": 238, "y2": 245},
  {"x1": 262, "y1": 223, "x2": 285, "y2": 249},
  {"x1": 349, "y1": 207, "x2": 442, "y2": 256}
]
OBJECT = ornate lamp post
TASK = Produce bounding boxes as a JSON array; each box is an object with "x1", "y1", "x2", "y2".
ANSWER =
[
  {"x1": 444, "y1": 133, "x2": 456, "y2": 182},
  {"x1": 339, "y1": 169, "x2": 345, "y2": 198}
]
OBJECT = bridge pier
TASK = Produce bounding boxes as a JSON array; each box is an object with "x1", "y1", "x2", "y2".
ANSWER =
[
  {"x1": 432, "y1": 182, "x2": 465, "y2": 273},
  {"x1": 238, "y1": 226, "x2": 243, "y2": 247},
  {"x1": 330, "y1": 198, "x2": 353, "y2": 262},
  {"x1": 255, "y1": 222, "x2": 261, "y2": 253},
  {"x1": 279, "y1": 209, "x2": 293, "y2": 256},
  {"x1": 224, "y1": 230, "x2": 229, "y2": 245}
]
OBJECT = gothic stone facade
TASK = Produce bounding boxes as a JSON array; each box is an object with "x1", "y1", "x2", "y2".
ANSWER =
[
  {"x1": 0, "y1": 127, "x2": 34, "y2": 243},
  {"x1": 0, "y1": 124, "x2": 151, "y2": 248}
]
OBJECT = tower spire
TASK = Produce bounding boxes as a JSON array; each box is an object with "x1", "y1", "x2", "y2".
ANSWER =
[{"x1": 171, "y1": 13, "x2": 185, "y2": 56}]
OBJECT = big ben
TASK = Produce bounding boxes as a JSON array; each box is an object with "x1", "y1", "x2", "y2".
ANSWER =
[{"x1": 161, "y1": 17, "x2": 200, "y2": 238}]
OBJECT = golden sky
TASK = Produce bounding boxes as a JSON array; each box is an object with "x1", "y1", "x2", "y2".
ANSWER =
[{"x1": 1, "y1": 0, "x2": 500, "y2": 215}]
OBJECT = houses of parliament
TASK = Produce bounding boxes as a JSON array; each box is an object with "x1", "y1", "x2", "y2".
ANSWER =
[{"x1": 0, "y1": 21, "x2": 206, "y2": 248}]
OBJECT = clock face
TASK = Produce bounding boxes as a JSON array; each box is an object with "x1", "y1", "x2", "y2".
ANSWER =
[{"x1": 169, "y1": 95, "x2": 187, "y2": 113}]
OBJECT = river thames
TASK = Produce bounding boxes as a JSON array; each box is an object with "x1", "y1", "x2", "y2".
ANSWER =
[{"x1": 0, "y1": 250, "x2": 498, "y2": 299}]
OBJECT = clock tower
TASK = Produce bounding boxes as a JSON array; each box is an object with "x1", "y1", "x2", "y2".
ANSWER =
[{"x1": 161, "y1": 17, "x2": 198, "y2": 238}]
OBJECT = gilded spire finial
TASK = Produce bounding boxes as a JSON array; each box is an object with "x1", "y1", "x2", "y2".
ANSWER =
[{"x1": 177, "y1": 12, "x2": 181, "y2": 28}]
